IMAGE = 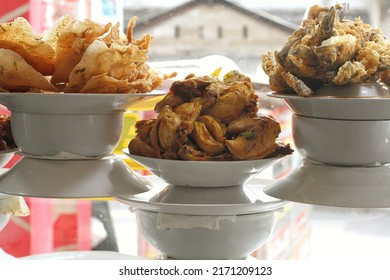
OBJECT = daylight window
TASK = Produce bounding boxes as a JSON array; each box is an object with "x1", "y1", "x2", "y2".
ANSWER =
[
  {"x1": 199, "y1": 26, "x2": 204, "y2": 39},
  {"x1": 243, "y1": 25, "x2": 248, "y2": 39},
  {"x1": 174, "y1": 25, "x2": 180, "y2": 38},
  {"x1": 217, "y1": 26, "x2": 223, "y2": 39}
]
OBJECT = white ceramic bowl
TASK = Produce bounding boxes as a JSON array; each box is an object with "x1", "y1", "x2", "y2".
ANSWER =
[
  {"x1": 116, "y1": 175, "x2": 286, "y2": 259},
  {"x1": 123, "y1": 150, "x2": 284, "y2": 187},
  {"x1": 135, "y1": 209, "x2": 276, "y2": 260},
  {"x1": 292, "y1": 114, "x2": 390, "y2": 166},
  {"x1": 268, "y1": 83, "x2": 390, "y2": 120},
  {"x1": 0, "y1": 92, "x2": 164, "y2": 158}
]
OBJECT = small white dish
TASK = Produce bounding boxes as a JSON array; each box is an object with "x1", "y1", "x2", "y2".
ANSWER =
[
  {"x1": 0, "y1": 155, "x2": 151, "y2": 198},
  {"x1": 0, "y1": 91, "x2": 165, "y2": 158},
  {"x1": 123, "y1": 149, "x2": 284, "y2": 187},
  {"x1": 20, "y1": 250, "x2": 146, "y2": 260},
  {"x1": 264, "y1": 159, "x2": 390, "y2": 208},
  {"x1": 268, "y1": 83, "x2": 390, "y2": 120},
  {"x1": 292, "y1": 114, "x2": 390, "y2": 166}
]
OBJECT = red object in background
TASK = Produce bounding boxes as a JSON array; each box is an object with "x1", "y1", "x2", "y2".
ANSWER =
[
  {"x1": 0, "y1": 0, "x2": 29, "y2": 22},
  {"x1": 0, "y1": 198, "x2": 92, "y2": 257}
]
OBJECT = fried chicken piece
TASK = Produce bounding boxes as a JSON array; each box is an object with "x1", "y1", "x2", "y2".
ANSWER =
[
  {"x1": 203, "y1": 80, "x2": 257, "y2": 123},
  {"x1": 197, "y1": 115, "x2": 226, "y2": 142},
  {"x1": 174, "y1": 101, "x2": 203, "y2": 123},
  {"x1": 128, "y1": 138, "x2": 160, "y2": 158},
  {"x1": 191, "y1": 121, "x2": 226, "y2": 156},
  {"x1": 154, "y1": 92, "x2": 185, "y2": 112},
  {"x1": 225, "y1": 116, "x2": 281, "y2": 160},
  {"x1": 177, "y1": 143, "x2": 234, "y2": 161}
]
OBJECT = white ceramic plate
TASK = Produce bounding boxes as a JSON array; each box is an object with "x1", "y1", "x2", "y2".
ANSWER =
[
  {"x1": 20, "y1": 251, "x2": 146, "y2": 260},
  {"x1": 0, "y1": 155, "x2": 151, "y2": 199},
  {"x1": 268, "y1": 83, "x2": 390, "y2": 120},
  {"x1": 264, "y1": 159, "x2": 390, "y2": 208},
  {"x1": 0, "y1": 91, "x2": 165, "y2": 113},
  {"x1": 116, "y1": 175, "x2": 287, "y2": 215},
  {"x1": 123, "y1": 149, "x2": 284, "y2": 187}
]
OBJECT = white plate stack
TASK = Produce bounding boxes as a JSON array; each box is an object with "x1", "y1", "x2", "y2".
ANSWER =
[
  {"x1": 0, "y1": 92, "x2": 165, "y2": 199},
  {"x1": 116, "y1": 152, "x2": 289, "y2": 260},
  {"x1": 265, "y1": 82, "x2": 390, "y2": 208}
]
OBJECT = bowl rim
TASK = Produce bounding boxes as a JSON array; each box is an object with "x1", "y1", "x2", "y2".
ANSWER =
[
  {"x1": 123, "y1": 148, "x2": 285, "y2": 165},
  {"x1": 267, "y1": 91, "x2": 390, "y2": 100},
  {"x1": 0, "y1": 90, "x2": 166, "y2": 113}
]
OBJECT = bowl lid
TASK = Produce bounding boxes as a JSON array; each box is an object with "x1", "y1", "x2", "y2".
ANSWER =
[
  {"x1": 0, "y1": 155, "x2": 152, "y2": 199},
  {"x1": 115, "y1": 175, "x2": 288, "y2": 215},
  {"x1": 264, "y1": 158, "x2": 390, "y2": 208}
]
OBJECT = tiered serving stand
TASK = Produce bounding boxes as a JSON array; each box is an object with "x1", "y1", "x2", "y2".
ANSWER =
[
  {"x1": 264, "y1": 82, "x2": 390, "y2": 208},
  {"x1": 0, "y1": 92, "x2": 166, "y2": 199},
  {"x1": 0, "y1": 90, "x2": 290, "y2": 260},
  {"x1": 117, "y1": 151, "x2": 288, "y2": 260}
]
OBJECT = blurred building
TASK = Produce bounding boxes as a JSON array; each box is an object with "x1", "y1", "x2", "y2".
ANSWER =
[{"x1": 124, "y1": 0, "x2": 377, "y2": 75}]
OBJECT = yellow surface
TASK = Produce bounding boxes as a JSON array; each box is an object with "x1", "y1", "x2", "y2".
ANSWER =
[
  {"x1": 127, "y1": 95, "x2": 165, "y2": 111},
  {"x1": 113, "y1": 112, "x2": 146, "y2": 171}
]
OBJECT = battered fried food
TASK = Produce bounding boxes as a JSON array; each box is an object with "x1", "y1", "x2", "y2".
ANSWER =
[
  {"x1": 262, "y1": 3, "x2": 390, "y2": 96},
  {"x1": 0, "y1": 17, "x2": 55, "y2": 75},
  {"x1": 0, "y1": 15, "x2": 166, "y2": 94},
  {"x1": 225, "y1": 116, "x2": 281, "y2": 160},
  {"x1": 0, "y1": 49, "x2": 57, "y2": 92},
  {"x1": 129, "y1": 71, "x2": 293, "y2": 161}
]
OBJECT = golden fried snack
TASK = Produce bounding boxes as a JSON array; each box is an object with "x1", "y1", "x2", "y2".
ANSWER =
[
  {"x1": 192, "y1": 121, "x2": 226, "y2": 155},
  {"x1": 197, "y1": 115, "x2": 226, "y2": 142},
  {"x1": 225, "y1": 116, "x2": 281, "y2": 160},
  {"x1": 0, "y1": 15, "x2": 166, "y2": 94},
  {"x1": 262, "y1": 4, "x2": 390, "y2": 96},
  {"x1": 0, "y1": 48, "x2": 57, "y2": 92},
  {"x1": 0, "y1": 17, "x2": 55, "y2": 75},
  {"x1": 45, "y1": 15, "x2": 112, "y2": 85},
  {"x1": 129, "y1": 71, "x2": 293, "y2": 160}
]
